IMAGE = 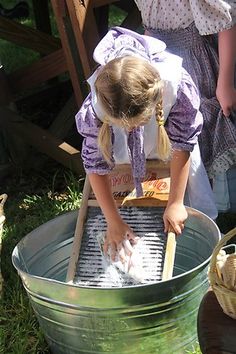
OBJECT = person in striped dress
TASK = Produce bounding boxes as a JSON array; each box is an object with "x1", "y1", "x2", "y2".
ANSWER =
[{"x1": 134, "y1": 0, "x2": 236, "y2": 212}]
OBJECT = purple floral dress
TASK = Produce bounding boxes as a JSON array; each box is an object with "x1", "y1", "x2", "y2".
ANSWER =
[{"x1": 75, "y1": 27, "x2": 217, "y2": 219}]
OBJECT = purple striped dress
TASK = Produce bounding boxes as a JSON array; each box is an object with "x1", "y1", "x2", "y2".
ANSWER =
[{"x1": 145, "y1": 24, "x2": 236, "y2": 179}]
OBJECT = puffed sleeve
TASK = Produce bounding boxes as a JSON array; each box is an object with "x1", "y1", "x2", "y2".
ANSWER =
[
  {"x1": 165, "y1": 69, "x2": 203, "y2": 152},
  {"x1": 189, "y1": 0, "x2": 236, "y2": 35},
  {"x1": 75, "y1": 93, "x2": 114, "y2": 174}
]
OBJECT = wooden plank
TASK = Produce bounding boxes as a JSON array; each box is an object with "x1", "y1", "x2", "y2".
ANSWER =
[
  {"x1": 0, "y1": 107, "x2": 84, "y2": 175},
  {"x1": 87, "y1": 160, "x2": 170, "y2": 207},
  {"x1": 66, "y1": 176, "x2": 91, "y2": 282},
  {"x1": 71, "y1": 0, "x2": 93, "y2": 32},
  {"x1": 112, "y1": 161, "x2": 170, "y2": 172},
  {"x1": 120, "y1": 196, "x2": 169, "y2": 207},
  {"x1": 0, "y1": 15, "x2": 61, "y2": 55},
  {"x1": 8, "y1": 49, "x2": 67, "y2": 93},
  {"x1": 68, "y1": 0, "x2": 98, "y2": 75},
  {"x1": 162, "y1": 231, "x2": 176, "y2": 281},
  {"x1": 87, "y1": 198, "x2": 168, "y2": 207},
  {"x1": 51, "y1": 0, "x2": 84, "y2": 106}
]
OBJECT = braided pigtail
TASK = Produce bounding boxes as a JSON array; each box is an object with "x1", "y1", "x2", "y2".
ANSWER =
[
  {"x1": 97, "y1": 120, "x2": 113, "y2": 165},
  {"x1": 156, "y1": 98, "x2": 171, "y2": 161}
]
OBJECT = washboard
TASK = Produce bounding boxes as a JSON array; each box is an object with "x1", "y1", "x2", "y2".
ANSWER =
[{"x1": 66, "y1": 161, "x2": 176, "y2": 287}]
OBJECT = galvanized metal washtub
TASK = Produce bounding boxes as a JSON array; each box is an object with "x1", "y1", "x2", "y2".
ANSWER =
[{"x1": 12, "y1": 207, "x2": 221, "y2": 354}]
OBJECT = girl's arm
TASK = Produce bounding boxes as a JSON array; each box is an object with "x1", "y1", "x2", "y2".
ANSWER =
[
  {"x1": 217, "y1": 24, "x2": 236, "y2": 117},
  {"x1": 76, "y1": 97, "x2": 136, "y2": 257},
  {"x1": 88, "y1": 173, "x2": 136, "y2": 258},
  {"x1": 163, "y1": 150, "x2": 190, "y2": 235}
]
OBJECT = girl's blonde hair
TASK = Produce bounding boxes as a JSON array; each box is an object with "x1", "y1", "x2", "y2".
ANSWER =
[{"x1": 95, "y1": 56, "x2": 171, "y2": 163}]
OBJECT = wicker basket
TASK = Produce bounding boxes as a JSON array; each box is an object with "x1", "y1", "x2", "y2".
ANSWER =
[
  {"x1": 208, "y1": 227, "x2": 236, "y2": 319},
  {"x1": 0, "y1": 194, "x2": 7, "y2": 295}
]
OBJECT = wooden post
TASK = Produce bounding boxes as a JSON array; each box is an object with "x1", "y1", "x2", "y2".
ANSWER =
[
  {"x1": 51, "y1": 0, "x2": 85, "y2": 106},
  {"x1": 162, "y1": 231, "x2": 177, "y2": 281},
  {"x1": 66, "y1": 176, "x2": 91, "y2": 282},
  {"x1": 66, "y1": 0, "x2": 95, "y2": 76}
]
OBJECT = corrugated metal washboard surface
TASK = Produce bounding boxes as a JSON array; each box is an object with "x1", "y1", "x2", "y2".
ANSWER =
[{"x1": 74, "y1": 207, "x2": 167, "y2": 287}]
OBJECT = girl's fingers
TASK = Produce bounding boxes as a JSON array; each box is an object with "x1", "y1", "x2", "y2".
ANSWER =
[
  {"x1": 129, "y1": 236, "x2": 140, "y2": 246},
  {"x1": 164, "y1": 215, "x2": 185, "y2": 235},
  {"x1": 103, "y1": 236, "x2": 118, "y2": 260},
  {"x1": 117, "y1": 244, "x2": 126, "y2": 263},
  {"x1": 104, "y1": 227, "x2": 137, "y2": 261},
  {"x1": 163, "y1": 219, "x2": 169, "y2": 233},
  {"x1": 126, "y1": 231, "x2": 137, "y2": 240},
  {"x1": 123, "y1": 239, "x2": 134, "y2": 256},
  {"x1": 172, "y1": 223, "x2": 182, "y2": 235}
]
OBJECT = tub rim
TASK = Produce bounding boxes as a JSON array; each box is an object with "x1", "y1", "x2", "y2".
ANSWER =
[{"x1": 12, "y1": 206, "x2": 221, "y2": 290}]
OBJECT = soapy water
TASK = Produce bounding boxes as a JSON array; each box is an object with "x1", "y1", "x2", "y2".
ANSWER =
[{"x1": 74, "y1": 207, "x2": 166, "y2": 287}]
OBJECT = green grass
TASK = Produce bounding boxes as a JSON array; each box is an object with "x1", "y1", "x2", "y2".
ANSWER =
[
  {"x1": 186, "y1": 346, "x2": 201, "y2": 354},
  {"x1": 109, "y1": 5, "x2": 127, "y2": 27},
  {"x1": 1, "y1": 168, "x2": 83, "y2": 353}
]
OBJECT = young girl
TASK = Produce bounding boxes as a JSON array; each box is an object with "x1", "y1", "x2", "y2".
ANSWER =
[
  {"x1": 76, "y1": 27, "x2": 217, "y2": 256},
  {"x1": 134, "y1": 0, "x2": 236, "y2": 211}
]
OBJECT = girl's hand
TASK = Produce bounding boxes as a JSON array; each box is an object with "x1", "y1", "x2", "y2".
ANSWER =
[
  {"x1": 104, "y1": 218, "x2": 138, "y2": 261},
  {"x1": 216, "y1": 82, "x2": 236, "y2": 117},
  {"x1": 163, "y1": 202, "x2": 188, "y2": 235}
]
